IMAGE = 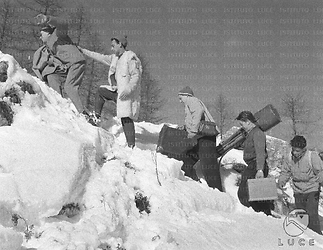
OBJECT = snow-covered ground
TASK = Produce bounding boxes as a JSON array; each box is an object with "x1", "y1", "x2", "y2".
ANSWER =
[{"x1": 1, "y1": 51, "x2": 323, "y2": 250}]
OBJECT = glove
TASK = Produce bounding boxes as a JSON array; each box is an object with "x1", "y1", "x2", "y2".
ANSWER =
[
  {"x1": 35, "y1": 14, "x2": 48, "y2": 25},
  {"x1": 255, "y1": 170, "x2": 264, "y2": 179}
]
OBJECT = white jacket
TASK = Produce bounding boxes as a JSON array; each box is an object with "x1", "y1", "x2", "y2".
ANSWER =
[{"x1": 81, "y1": 49, "x2": 142, "y2": 120}]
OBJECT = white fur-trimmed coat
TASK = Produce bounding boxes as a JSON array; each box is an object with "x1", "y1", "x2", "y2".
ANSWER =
[{"x1": 81, "y1": 48, "x2": 142, "y2": 120}]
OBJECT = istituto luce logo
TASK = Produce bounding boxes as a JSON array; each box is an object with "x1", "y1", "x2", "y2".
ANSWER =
[{"x1": 283, "y1": 209, "x2": 309, "y2": 237}]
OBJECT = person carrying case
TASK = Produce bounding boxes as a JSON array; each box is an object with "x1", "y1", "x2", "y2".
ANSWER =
[{"x1": 156, "y1": 125, "x2": 192, "y2": 156}]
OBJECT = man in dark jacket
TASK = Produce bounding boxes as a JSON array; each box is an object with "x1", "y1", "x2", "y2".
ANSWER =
[
  {"x1": 33, "y1": 14, "x2": 86, "y2": 114},
  {"x1": 236, "y1": 110, "x2": 273, "y2": 215}
]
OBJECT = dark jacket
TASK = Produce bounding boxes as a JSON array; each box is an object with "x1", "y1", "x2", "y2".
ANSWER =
[{"x1": 242, "y1": 126, "x2": 267, "y2": 170}]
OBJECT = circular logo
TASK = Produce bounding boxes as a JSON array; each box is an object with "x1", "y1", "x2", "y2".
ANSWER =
[{"x1": 283, "y1": 209, "x2": 309, "y2": 237}]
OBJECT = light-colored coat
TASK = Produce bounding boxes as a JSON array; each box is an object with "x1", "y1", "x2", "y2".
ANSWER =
[
  {"x1": 183, "y1": 96, "x2": 204, "y2": 137},
  {"x1": 32, "y1": 45, "x2": 63, "y2": 81},
  {"x1": 278, "y1": 149, "x2": 323, "y2": 194},
  {"x1": 81, "y1": 48, "x2": 142, "y2": 120},
  {"x1": 183, "y1": 96, "x2": 215, "y2": 138}
]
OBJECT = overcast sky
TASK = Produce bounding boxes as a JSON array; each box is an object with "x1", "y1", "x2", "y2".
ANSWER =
[{"x1": 76, "y1": 0, "x2": 323, "y2": 145}]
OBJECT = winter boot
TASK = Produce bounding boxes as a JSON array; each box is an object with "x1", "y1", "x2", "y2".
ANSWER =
[{"x1": 87, "y1": 112, "x2": 101, "y2": 126}]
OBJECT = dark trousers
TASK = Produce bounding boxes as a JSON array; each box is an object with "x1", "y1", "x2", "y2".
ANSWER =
[
  {"x1": 170, "y1": 135, "x2": 223, "y2": 192},
  {"x1": 237, "y1": 161, "x2": 273, "y2": 215},
  {"x1": 294, "y1": 191, "x2": 322, "y2": 235},
  {"x1": 94, "y1": 86, "x2": 135, "y2": 147},
  {"x1": 121, "y1": 117, "x2": 135, "y2": 147},
  {"x1": 94, "y1": 86, "x2": 117, "y2": 116}
]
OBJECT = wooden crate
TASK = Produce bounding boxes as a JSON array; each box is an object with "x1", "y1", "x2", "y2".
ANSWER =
[{"x1": 247, "y1": 178, "x2": 278, "y2": 202}]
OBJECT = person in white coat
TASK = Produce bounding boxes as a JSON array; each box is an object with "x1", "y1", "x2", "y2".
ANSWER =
[{"x1": 79, "y1": 35, "x2": 142, "y2": 148}]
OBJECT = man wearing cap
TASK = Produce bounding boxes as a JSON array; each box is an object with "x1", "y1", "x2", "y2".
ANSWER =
[
  {"x1": 278, "y1": 135, "x2": 323, "y2": 235},
  {"x1": 33, "y1": 14, "x2": 86, "y2": 115},
  {"x1": 171, "y1": 86, "x2": 223, "y2": 191},
  {"x1": 236, "y1": 110, "x2": 273, "y2": 215},
  {"x1": 79, "y1": 35, "x2": 142, "y2": 148}
]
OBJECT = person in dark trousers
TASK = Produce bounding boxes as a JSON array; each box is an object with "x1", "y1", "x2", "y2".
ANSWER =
[
  {"x1": 79, "y1": 35, "x2": 142, "y2": 148},
  {"x1": 33, "y1": 14, "x2": 87, "y2": 115},
  {"x1": 169, "y1": 86, "x2": 223, "y2": 191},
  {"x1": 236, "y1": 111, "x2": 273, "y2": 215},
  {"x1": 278, "y1": 135, "x2": 323, "y2": 235}
]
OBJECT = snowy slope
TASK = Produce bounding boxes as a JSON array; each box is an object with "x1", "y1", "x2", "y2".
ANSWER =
[{"x1": 0, "y1": 52, "x2": 323, "y2": 250}]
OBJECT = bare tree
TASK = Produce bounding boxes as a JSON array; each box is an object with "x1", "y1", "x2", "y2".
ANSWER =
[
  {"x1": 212, "y1": 93, "x2": 234, "y2": 139},
  {"x1": 16, "y1": 0, "x2": 63, "y2": 15},
  {"x1": 281, "y1": 91, "x2": 314, "y2": 137},
  {"x1": 79, "y1": 32, "x2": 107, "y2": 111},
  {"x1": 7, "y1": 0, "x2": 65, "y2": 69},
  {"x1": 0, "y1": 0, "x2": 17, "y2": 51},
  {"x1": 67, "y1": 4, "x2": 92, "y2": 46},
  {"x1": 137, "y1": 55, "x2": 166, "y2": 123}
]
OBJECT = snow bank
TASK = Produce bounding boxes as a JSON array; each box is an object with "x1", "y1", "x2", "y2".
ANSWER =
[
  {"x1": 0, "y1": 225, "x2": 23, "y2": 250},
  {"x1": 0, "y1": 52, "x2": 114, "y2": 237},
  {"x1": 0, "y1": 51, "x2": 42, "y2": 98},
  {"x1": 0, "y1": 125, "x2": 96, "y2": 222},
  {"x1": 2, "y1": 51, "x2": 323, "y2": 250},
  {"x1": 29, "y1": 145, "x2": 236, "y2": 250}
]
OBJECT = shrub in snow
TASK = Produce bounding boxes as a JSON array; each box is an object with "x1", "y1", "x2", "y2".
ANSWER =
[
  {"x1": 0, "y1": 52, "x2": 42, "y2": 96},
  {"x1": 0, "y1": 224, "x2": 23, "y2": 250},
  {"x1": 11, "y1": 213, "x2": 41, "y2": 242},
  {"x1": 98, "y1": 242, "x2": 127, "y2": 250},
  {"x1": 135, "y1": 192, "x2": 151, "y2": 214},
  {"x1": 58, "y1": 202, "x2": 81, "y2": 218},
  {"x1": 0, "y1": 61, "x2": 8, "y2": 82},
  {"x1": 4, "y1": 87, "x2": 21, "y2": 104},
  {"x1": 124, "y1": 161, "x2": 136, "y2": 171},
  {"x1": 17, "y1": 81, "x2": 36, "y2": 94},
  {"x1": 0, "y1": 101, "x2": 13, "y2": 125},
  {"x1": 4, "y1": 81, "x2": 36, "y2": 105}
]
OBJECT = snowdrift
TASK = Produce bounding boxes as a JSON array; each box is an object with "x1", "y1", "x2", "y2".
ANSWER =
[
  {"x1": 0, "y1": 125, "x2": 95, "y2": 221},
  {"x1": 1, "y1": 52, "x2": 323, "y2": 250}
]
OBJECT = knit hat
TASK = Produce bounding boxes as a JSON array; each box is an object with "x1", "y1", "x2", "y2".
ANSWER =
[
  {"x1": 178, "y1": 86, "x2": 194, "y2": 96},
  {"x1": 236, "y1": 111, "x2": 257, "y2": 124},
  {"x1": 111, "y1": 35, "x2": 128, "y2": 47},
  {"x1": 290, "y1": 135, "x2": 307, "y2": 149},
  {"x1": 40, "y1": 25, "x2": 55, "y2": 34}
]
